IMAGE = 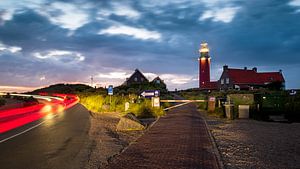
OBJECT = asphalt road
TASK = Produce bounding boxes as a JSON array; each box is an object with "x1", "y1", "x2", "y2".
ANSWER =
[{"x1": 0, "y1": 104, "x2": 90, "y2": 169}]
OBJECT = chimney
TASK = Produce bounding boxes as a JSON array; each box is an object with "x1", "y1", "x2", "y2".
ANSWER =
[
  {"x1": 252, "y1": 67, "x2": 257, "y2": 72},
  {"x1": 279, "y1": 69, "x2": 282, "y2": 74},
  {"x1": 244, "y1": 67, "x2": 247, "y2": 70},
  {"x1": 223, "y1": 65, "x2": 228, "y2": 71}
]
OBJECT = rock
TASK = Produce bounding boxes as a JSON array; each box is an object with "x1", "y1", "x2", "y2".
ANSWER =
[
  {"x1": 116, "y1": 113, "x2": 145, "y2": 131},
  {"x1": 102, "y1": 104, "x2": 110, "y2": 111}
]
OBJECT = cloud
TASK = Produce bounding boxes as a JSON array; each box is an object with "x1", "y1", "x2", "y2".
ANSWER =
[
  {"x1": 97, "y1": 72, "x2": 130, "y2": 79},
  {"x1": 33, "y1": 50, "x2": 85, "y2": 62},
  {"x1": 0, "y1": 85, "x2": 38, "y2": 93},
  {"x1": 289, "y1": 0, "x2": 300, "y2": 12},
  {"x1": 0, "y1": 42, "x2": 22, "y2": 53},
  {"x1": 97, "y1": 2, "x2": 141, "y2": 20},
  {"x1": 144, "y1": 72, "x2": 158, "y2": 80},
  {"x1": 289, "y1": 0, "x2": 300, "y2": 6},
  {"x1": 36, "y1": 2, "x2": 90, "y2": 31},
  {"x1": 0, "y1": 0, "x2": 90, "y2": 30},
  {"x1": 160, "y1": 74, "x2": 193, "y2": 85},
  {"x1": 40, "y1": 75, "x2": 46, "y2": 81},
  {"x1": 0, "y1": 9, "x2": 15, "y2": 24},
  {"x1": 199, "y1": 7, "x2": 240, "y2": 23},
  {"x1": 1, "y1": 0, "x2": 300, "y2": 90},
  {"x1": 98, "y1": 25, "x2": 162, "y2": 41}
]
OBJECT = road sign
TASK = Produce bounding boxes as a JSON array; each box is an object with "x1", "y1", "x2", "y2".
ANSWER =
[
  {"x1": 141, "y1": 90, "x2": 160, "y2": 98},
  {"x1": 209, "y1": 96, "x2": 216, "y2": 102},
  {"x1": 108, "y1": 85, "x2": 113, "y2": 95},
  {"x1": 152, "y1": 97, "x2": 160, "y2": 107},
  {"x1": 290, "y1": 90, "x2": 297, "y2": 96}
]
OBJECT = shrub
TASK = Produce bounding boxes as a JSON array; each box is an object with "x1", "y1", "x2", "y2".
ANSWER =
[
  {"x1": 208, "y1": 107, "x2": 225, "y2": 118},
  {"x1": 128, "y1": 100, "x2": 165, "y2": 118},
  {"x1": 79, "y1": 94, "x2": 104, "y2": 113},
  {"x1": 197, "y1": 102, "x2": 207, "y2": 110},
  {"x1": 0, "y1": 97, "x2": 6, "y2": 106},
  {"x1": 79, "y1": 93, "x2": 165, "y2": 118}
]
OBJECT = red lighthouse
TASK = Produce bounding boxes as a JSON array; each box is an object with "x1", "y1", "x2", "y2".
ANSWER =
[{"x1": 199, "y1": 43, "x2": 211, "y2": 88}]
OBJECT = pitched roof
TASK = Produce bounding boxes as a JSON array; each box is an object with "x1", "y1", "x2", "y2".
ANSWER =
[
  {"x1": 152, "y1": 76, "x2": 166, "y2": 85},
  {"x1": 227, "y1": 68, "x2": 284, "y2": 85},
  {"x1": 126, "y1": 69, "x2": 149, "y2": 82},
  {"x1": 152, "y1": 76, "x2": 163, "y2": 82}
]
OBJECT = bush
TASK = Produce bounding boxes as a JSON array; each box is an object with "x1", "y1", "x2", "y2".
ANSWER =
[
  {"x1": 197, "y1": 102, "x2": 207, "y2": 110},
  {"x1": 79, "y1": 94, "x2": 105, "y2": 113},
  {"x1": 128, "y1": 100, "x2": 165, "y2": 118},
  {"x1": 79, "y1": 93, "x2": 165, "y2": 118},
  {"x1": 208, "y1": 107, "x2": 225, "y2": 118},
  {"x1": 0, "y1": 97, "x2": 6, "y2": 106}
]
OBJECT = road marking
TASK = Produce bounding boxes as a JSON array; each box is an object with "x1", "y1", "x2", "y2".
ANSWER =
[{"x1": 0, "y1": 113, "x2": 59, "y2": 144}]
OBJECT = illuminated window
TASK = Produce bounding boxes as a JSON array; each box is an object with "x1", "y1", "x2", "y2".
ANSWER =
[
  {"x1": 221, "y1": 79, "x2": 224, "y2": 85},
  {"x1": 226, "y1": 78, "x2": 229, "y2": 84}
]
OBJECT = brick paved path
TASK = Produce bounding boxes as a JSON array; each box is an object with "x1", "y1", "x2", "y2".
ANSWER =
[{"x1": 106, "y1": 103, "x2": 220, "y2": 169}]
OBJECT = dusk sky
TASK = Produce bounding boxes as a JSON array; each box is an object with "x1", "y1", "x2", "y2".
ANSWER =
[{"x1": 0, "y1": 0, "x2": 300, "y2": 92}]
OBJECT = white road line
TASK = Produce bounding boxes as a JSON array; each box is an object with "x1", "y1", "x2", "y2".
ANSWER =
[{"x1": 0, "y1": 114, "x2": 59, "y2": 144}]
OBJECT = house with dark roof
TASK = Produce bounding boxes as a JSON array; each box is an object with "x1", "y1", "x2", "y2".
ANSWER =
[
  {"x1": 123, "y1": 69, "x2": 149, "y2": 86},
  {"x1": 151, "y1": 76, "x2": 167, "y2": 89},
  {"x1": 219, "y1": 65, "x2": 285, "y2": 90}
]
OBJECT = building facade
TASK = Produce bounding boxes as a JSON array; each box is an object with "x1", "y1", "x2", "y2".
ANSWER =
[
  {"x1": 123, "y1": 69, "x2": 149, "y2": 86},
  {"x1": 219, "y1": 65, "x2": 285, "y2": 90},
  {"x1": 151, "y1": 76, "x2": 167, "y2": 89}
]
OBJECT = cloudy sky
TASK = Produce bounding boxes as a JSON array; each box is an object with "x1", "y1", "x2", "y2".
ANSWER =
[{"x1": 0, "y1": 0, "x2": 300, "y2": 92}]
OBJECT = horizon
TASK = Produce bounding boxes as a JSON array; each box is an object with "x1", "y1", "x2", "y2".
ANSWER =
[{"x1": 1, "y1": 0, "x2": 300, "y2": 92}]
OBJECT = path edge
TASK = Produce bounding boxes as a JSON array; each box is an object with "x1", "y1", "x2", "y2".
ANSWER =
[{"x1": 201, "y1": 110, "x2": 225, "y2": 169}]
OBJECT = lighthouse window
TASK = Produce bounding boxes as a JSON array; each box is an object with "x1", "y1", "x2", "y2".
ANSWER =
[{"x1": 226, "y1": 78, "x2": 229, "y2": 84}]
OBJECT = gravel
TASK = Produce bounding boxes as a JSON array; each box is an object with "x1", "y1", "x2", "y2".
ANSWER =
[{"x1": 204, "y1": 114, "x2": 300, "y2": 169}]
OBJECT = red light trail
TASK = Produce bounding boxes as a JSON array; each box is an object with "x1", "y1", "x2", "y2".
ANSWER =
[{"x1": 0, "y1": 94, "x2": 79, "y2": 133}]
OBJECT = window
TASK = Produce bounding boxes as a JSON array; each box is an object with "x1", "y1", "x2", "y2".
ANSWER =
[
  {"x1": 221, "y1": 79, "x2": 224, "y2": 85},
  {"x1": 226, "y1": 78, "x2": 229, "y2": 84},
  {"x1": 141, "y1": 78, "x2": 144, "y2": 82},
  {"x1": 134, "y1": 77, "x2": 137, "y2": 82},
  {"x1": 156, "y1": 80, "x2": 160, "y2": 84}
]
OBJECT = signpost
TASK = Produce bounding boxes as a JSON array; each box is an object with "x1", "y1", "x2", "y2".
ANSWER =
[
  {"x1": 140, "y1": 90, "x2": 160, "y2": 98},
  {"x1": 290, "y1": 90, "x2": 297, "y2": 96},
  {"x1": 152, "y1": 97, "x2": 160, "y2": 107},
  {"x1": 108, "y1": 85, "x2": 113, "y2": 95},
  {"x1": 108, "y1": 85, "x2": 113, "y2": 104},
  {"x1": 141, "y1": 90, "x2": 160, "y2": 108}
]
